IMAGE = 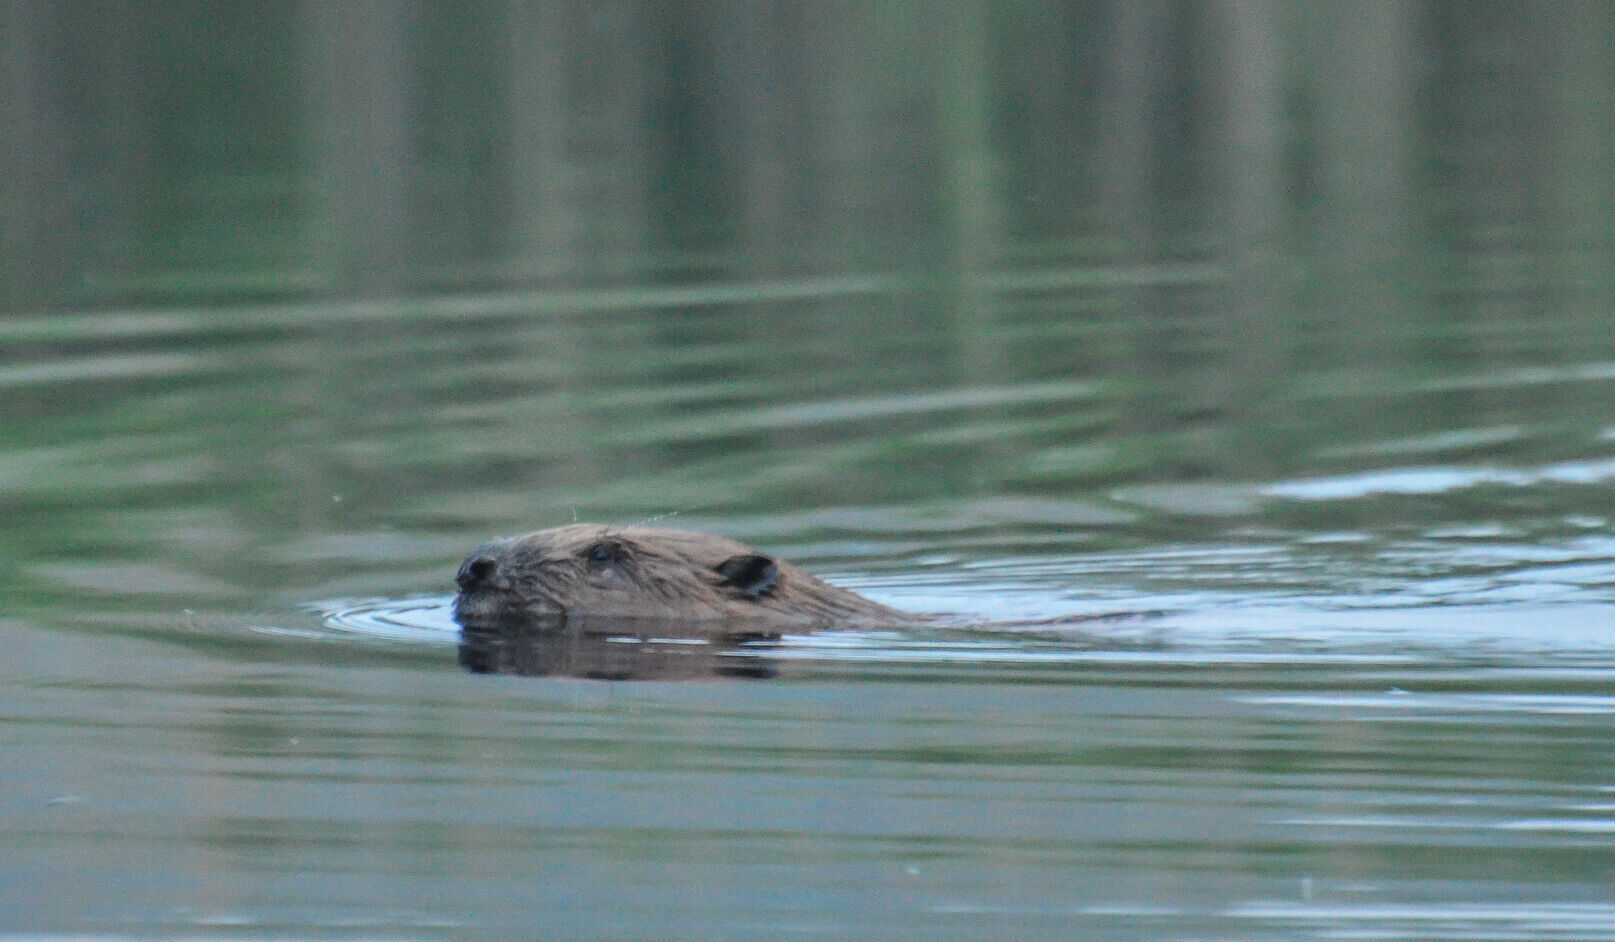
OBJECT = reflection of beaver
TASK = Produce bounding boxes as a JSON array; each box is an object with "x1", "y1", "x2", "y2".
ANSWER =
[{"x1": 453, "y1": 525, "x2": 911, "y2": 676}]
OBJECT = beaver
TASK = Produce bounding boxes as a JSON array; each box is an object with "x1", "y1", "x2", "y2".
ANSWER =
[{"x1": 453, "y1": 524, "x2": 912, "y2": 677}]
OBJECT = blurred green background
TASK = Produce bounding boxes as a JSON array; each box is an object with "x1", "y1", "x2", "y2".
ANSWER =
[
  {"x1": 4, "y1": 1, "x2": 1615, "y2": 610},
  {"x1": 8, "y1": 2, "x2": 1610, "y2": 307}
]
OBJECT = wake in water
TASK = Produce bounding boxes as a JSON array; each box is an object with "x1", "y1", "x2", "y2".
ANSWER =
[{"x1": 314, "y1": 585, "x2": 1615, "y2": 679}]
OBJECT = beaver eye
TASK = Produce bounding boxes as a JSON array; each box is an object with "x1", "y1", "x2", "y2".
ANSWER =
[
  {"x1": 456, "y1": 556, "x2": 498, "y2": 590},
  {"x1": 585, "y1": 542, "x2": 619, "y2": 566}
]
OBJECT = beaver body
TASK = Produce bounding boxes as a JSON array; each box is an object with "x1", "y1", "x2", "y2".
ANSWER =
[{"x1": 453, "y1": 524, "x2": 910, "y2": 675}]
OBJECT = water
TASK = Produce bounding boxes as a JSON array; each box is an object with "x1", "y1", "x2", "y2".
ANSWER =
[
  {"x1": 7, "y1": 274, "x2": 1615, "y2": 937},
  {"x1": 10, "y1": 605, "x2": 1615, "y2": 940},
  {"x1": 10, "y1": 270, "x2": 1615, "y2": 937},
  {"x1": 8, "y1": 9, "x2": 1615, "y2": 937}
]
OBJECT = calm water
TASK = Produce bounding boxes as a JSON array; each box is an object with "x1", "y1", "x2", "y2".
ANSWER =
[
  {"x1": 7, "y1": 255, "x2": 1615, "y2": 939},
  {"x1": 9, "y1": 8, "x2": 1615, "y2": 938}
]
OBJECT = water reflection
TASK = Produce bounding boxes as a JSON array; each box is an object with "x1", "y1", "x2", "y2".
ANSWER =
[
  {"x1": 456, "y1": 612, "x2": 781, "y2": 680},
  {"x1": 7, "y1": 6, "x2": 1615, "y2": 938},
  {"x1": 15, "y1": 605, "x2": 1615, "y2": 940},
  {"x1": 320, "y1": 591, "x2": 1615, "y2": 680},
  {"x1": 321, "y1": 596, "x2": 1171, "y2": 680}
]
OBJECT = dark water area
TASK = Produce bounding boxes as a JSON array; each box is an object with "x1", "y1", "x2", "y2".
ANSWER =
[{"x1": 7, "y1": 3, "x2": 1615, "y2": 940}]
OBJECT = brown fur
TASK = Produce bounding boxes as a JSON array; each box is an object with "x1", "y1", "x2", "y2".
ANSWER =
[{"x1": 453, "y1": 524, "x2": 910, "y2": 636}]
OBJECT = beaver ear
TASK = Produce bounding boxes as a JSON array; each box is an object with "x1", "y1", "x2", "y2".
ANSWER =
[{"x1": 715, "y1": 554, "x2": 779, "y2": 599}]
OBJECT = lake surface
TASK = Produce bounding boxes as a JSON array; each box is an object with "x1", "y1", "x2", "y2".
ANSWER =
[
  {"x1": 7, "y1": 263, "x2": 1615, "y2": 939},
  {"x1": 8, "y1": 8, "x2": 1615, "y2": 937}
]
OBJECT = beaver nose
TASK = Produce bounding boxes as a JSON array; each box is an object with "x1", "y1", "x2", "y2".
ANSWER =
[{"x1": 456, "y1": 555, "x2": 500, "y2": 591}]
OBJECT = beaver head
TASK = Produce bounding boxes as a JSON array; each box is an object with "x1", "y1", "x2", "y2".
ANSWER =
[{"x1": 452, "y1": 524, "x2": 907, "y2": 637}]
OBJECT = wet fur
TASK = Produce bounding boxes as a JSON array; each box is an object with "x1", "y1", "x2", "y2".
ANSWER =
[{"x1": 453, "y1": 524, "x2": 909, "y2": 634}]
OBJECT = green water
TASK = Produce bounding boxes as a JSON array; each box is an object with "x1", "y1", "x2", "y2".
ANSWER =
[
  {"x1": 7, "y1": 4, "x2": 1615, "y2": 939},
  {"x1": 7, "y1": 267, "x2": 1615, "y2": 939}
]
